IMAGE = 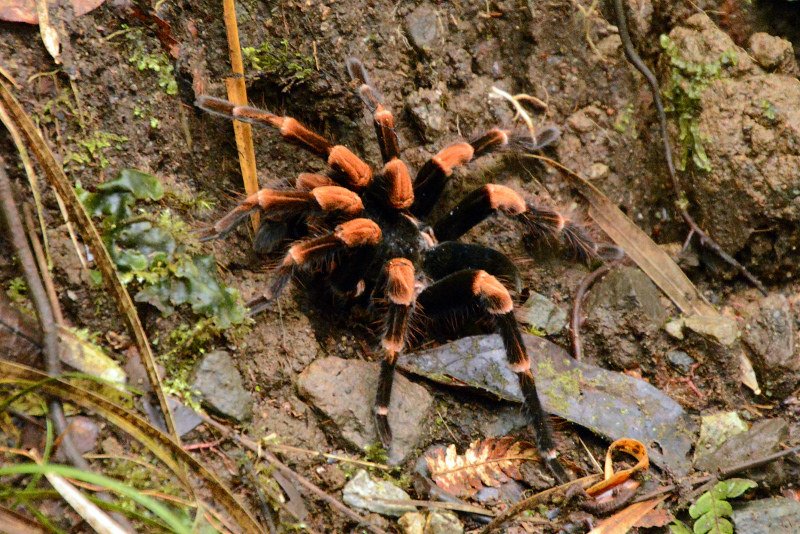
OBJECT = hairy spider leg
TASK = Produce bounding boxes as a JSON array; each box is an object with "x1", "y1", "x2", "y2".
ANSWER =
[
  {"x1": 410, "y1": 128, "x2": 562, "y2": 219},
  {"x1": 195, "y1": 96, "x2": 372, "y2": 190},
  {"x1": 247, "y1": 218, "x2": 381, "y2": 314},
  {"x1": 295, "y1": 173, "x2": 337, "y2": 191},
  {"x1": 422, "y1": 242, "x2": 522, "y2": 293},
  {"x1": 380, "y1": 158, "x2": 414, "y2": 210},
  {"x1": 346, "y1": 57, "x2": 401, "y2": 163},
  {"x1": 251, "y1": 175, "x2": 341, "y2": 253},
  {"x1": 416, "y1": 269, "x2": 570, "y2": 484},
  {"x1": 433, "y1": 183, "x2": 526, "y2": 241},
  {"x1": 516, "y1": 202, "x2": 600, "y2": 263},
  {"x1": 198, "y1": 186, "x2": 364, "y2": 242},
  {"x1": 431, "y1": 184, "x2": 601, "y2": 261},
  {"x1": 374, "y1": 258, "x2": 416, "y2": 446},
  {"x1": 410, "y1": 130, "x2": 505, "y2": 219}
]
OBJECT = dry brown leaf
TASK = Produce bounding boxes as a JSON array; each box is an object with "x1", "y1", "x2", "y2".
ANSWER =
[
  {"x1": 426, "y1": 437, "x2": 539, "y2": 497},
  {"x1": 587, "y1": 438, "x2": 649, "y2": 497},
  {"x1": 633, "y1": 507, "x2": 674, "y2": 528},
  {"x1": 588, "y1": 496, "x2": 667, "y2": 534},
  {"x1": 0, "y1": 0, "x2": 104, "y2": 24}
]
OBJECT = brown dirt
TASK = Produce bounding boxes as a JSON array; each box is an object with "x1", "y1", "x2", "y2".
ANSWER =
[{"x1": 2, "y1": 0, "x2": 800, "y2": 532}]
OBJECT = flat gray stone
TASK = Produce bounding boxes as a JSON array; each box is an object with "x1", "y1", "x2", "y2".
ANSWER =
[
  {"x1": 191, "y1": 350, "x2": 253, "y2": 422},
  {"x1": 516, "y1": 291, "x2": 567, "y2": 334},
  {"x1": 297, "y1": 357, "x2": 433, "y2": 463},
  {"x1": 743, "y1": 294, "x2": 799, "y2": 399},
  {"x1": 684, "y1": 315, "x2": 739, "y2": 346},
  {"x1": 694, "y1": 418, "x2": 789, "y2": 487},
  {"x1": 398, "y1": 334, "x2": 696, "y2": 475},
  {"x1": 693, "y1": 411, "x2": 748, "y2": 463},
  {"x1": 425, "y1": 510, "x2": 463, "y2": 534},
  {"x1": 405, "y1": 3, "x2": 438, "y2": 50},
  {"x1": 342, "y1": 470, "x2": 415, "y2": 517},
  {"x1": 731, "y1": 498, "x2": 800, "y2": 534}
]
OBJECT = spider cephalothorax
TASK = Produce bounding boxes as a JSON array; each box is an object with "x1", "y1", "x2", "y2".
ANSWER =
[{"x1": 196, "y1": 58, "x2": 606, "y2": 483}]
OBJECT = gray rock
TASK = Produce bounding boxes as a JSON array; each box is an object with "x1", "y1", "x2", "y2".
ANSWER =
[
  {"x1": 191, "y1": 351, "x2": 253, "y2": 422},
  {"x1": 585, "y1": 266, "x2": 667, "y2": 328},
  {"x1": 584, "y1": 266, "x2": 668, "y2": 368},
  {"x1": 168, "y1": 397, "x2": 204, "y2": 437},
  {"x1": 743, "y1": 294, "x2": 798, "y2": 399},
  {"x1": 731, "y1": 498, "x2": 800, "y2": 534},
  {"x1": 407, "y1": 88, "x2": 446, "y2": 142},
  {"x1": 693, "y1": 411, "x2": 748, "y2": 464},
  {"x1": 425, "y1": 510, "x2": 463, "y2": 534},
  {"x1": 516, "y1": 291, "x2": 567, "y2": 334},
  {"x1": 405, "y1": 3, "x2": 438, "y2": 50},
  {"x1": 399, "y1": 512, "x2": 425, "y2": 534},
  {"x1": 694, "y1": 418, "x2": 788, "y2": 486},
  {"x1": 342, "y1": 470, "x2": 415, "y2": 517},
  {"x1": 56, "y1": 416, "x2": 99, "y2": 460},
  {"x1": 296, "y1": 357, "x2": 433, "y2": 463},
  {"x1": 683, "y1": 315, "x2": 739, "y2": 346},
  {"x1": 666, "y1": 350, "x2": 695, "y2": 374}
]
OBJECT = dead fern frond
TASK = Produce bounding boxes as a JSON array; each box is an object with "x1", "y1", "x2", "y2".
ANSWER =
[{"x1": 425, "y1": 437, "x2": 540, "y2": 497}]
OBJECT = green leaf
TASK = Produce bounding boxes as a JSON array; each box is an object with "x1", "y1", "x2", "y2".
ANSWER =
[
  {"x1": 80, "y1": 188, "x2": 137, "y2": 221},
  {"x1": 81, "y1": 170, "x2": 246, "y2": 330},
  {"x1": 693, "y1": 513, "x2": 732, "y2": 534},
  {"x1": 97, "y1": 169, "x2": 164, "y2": 200},
  {"x1": 713, "y1": 478, "x2": 757, "y2": 499},
  {"x1": 89, "y1": 269, "x2": 103, "y2": 286},
  {"x1": 690, "y1": 493, "x2": 733, "y2": 519},
  {"x1": 670, "y1": 520, "x2": 693, "y2": 534},
  {"x1": 688, "y1": 478, "x2": 754, "y2": 534}
]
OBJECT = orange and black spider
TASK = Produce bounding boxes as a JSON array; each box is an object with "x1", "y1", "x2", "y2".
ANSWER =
[{"x1": 196, "y1": 58, "x2": 607, "y2": 483}]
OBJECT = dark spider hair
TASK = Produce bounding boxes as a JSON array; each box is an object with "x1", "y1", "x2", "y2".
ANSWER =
[{"x1": 196, "y1": 57, "x2": 609, "y2": 483}]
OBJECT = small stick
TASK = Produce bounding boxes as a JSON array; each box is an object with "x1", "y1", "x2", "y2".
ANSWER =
[
  {"x1": 201, "y1": 416, "x2": 392, "y2": 534},
  {"x1": 571, "y1": 259, "x2": 621, "y2": 360},
  {"x1": 23, "y1": 204, "x2": 63, "y2": 325},
  {"x1": 0, "y1": 162, "x2": 85, "y2": 471},
  {"x1": 264, "y1": 440, "x2": 391, "y2": 470}
]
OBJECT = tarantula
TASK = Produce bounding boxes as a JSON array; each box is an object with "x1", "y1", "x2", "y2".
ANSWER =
[{"x1": 196, "y1": 58, "x2": 607, "y2": 483}]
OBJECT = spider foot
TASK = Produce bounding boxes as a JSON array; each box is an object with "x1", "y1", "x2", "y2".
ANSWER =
[
  {"x1": 246, "y1": 294, "x2": 273, "y2": 316},
  {"x1": 374, "y1": 406, "x2": 392, "y2": 450},
  {"x1": 509, "y1": 126, "x2": 561, "y2": 152},
  {"x1": 194, "y1": 226, "x2": 220, "y2": 242},
  {"x1": 543, "y1": 451, "x2": 570, "y2": 486}
]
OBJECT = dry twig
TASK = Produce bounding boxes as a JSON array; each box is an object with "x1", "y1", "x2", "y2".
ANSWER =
[
  {"x1": 202, "y1": 417, "x2": 391, "y2": 534},
  {"x1": 0, "y1": 160, "x2": 85, "y2": 470}
]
